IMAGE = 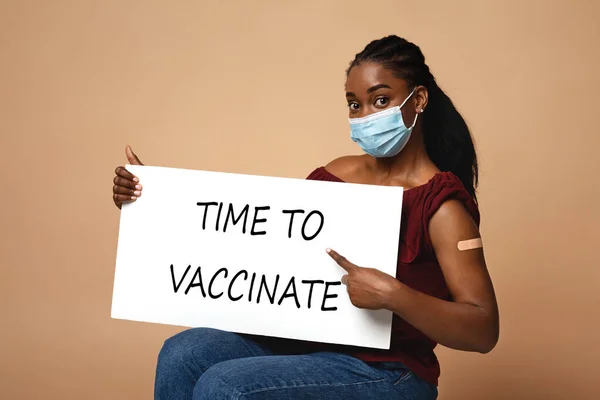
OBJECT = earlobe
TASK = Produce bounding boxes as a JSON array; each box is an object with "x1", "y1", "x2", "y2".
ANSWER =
[{"x1": 415, "y1": 86, "x2": 429, "y2": 113}]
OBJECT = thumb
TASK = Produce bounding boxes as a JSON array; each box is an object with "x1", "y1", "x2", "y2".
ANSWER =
[{"x1": 125, "y1": 145, "x2": 144, "y2": 166}]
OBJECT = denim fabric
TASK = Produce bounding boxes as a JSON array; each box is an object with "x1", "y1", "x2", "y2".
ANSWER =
[{"x1": 154, "y1": 328, "x2": 437, "y2": 400}]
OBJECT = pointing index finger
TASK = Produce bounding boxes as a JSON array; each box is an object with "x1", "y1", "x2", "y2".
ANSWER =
[{"x1": 326, "y1": 248, "x2": 358, "y2": 272}]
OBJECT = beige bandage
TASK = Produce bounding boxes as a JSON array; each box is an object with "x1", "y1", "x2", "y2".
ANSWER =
[{"x1": 457, "y1": 237, "x2": 483, "y2": 251}]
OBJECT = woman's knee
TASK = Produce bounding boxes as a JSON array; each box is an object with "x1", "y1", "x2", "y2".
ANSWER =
[
  {"x1": 158, "y1": 327, "x2": 254, "y2": 372},
  {"x1": 155, "y1": 328, "x2": 233, "y2": 399},
  {"x1": 192, "y1": 362, "x2": 245, "y2": 400},
  {"x1": 157, "y1": 328, "x2": 221, "y2": 370}
]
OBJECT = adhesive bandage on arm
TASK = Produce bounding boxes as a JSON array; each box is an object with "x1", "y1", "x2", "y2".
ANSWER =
[{"x1": 457, "y1": 237, "x2": 483, "y2": 251}]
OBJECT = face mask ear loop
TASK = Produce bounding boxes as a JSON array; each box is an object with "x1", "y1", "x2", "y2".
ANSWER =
[
  {"x1": 409, "y1": 113, "x2": 419, "y2": 129},
  {"x1": 399, "y1": 87, "x2": 417, "y2": 109},
  {"x1": 400, "y1": 87, "x2": 419, "y2": 129}
]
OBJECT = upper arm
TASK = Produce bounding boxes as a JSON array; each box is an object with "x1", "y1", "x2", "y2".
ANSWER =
[{"x1": 429, "y1": 200, "x2": 498, "y2": 318}]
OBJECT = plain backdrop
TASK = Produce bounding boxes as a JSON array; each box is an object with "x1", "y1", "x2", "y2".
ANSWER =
[{"x1": 1, "y1": 1, "x2": 598, "y2": 399}]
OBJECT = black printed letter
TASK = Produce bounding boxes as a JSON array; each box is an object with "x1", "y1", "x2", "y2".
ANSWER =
[
  {"x1": 301, "y1": 210, "x2": 324, "y2": 241},
  {"x1": 196, "y1": 202, "x2": 218, "y2": 230},
  {"x1": 250, "y1": 206, "x2": 270, "y2": 235},
  {"x1": 248, "y1": 272, "x2": 257, "y2": 302},
  {"x1": 278, "y1": 277, "x2": 301, "y2": 308},
  {"x1": 321, "y1": 281, "x2": 341, "y2": 311},
  {"x1": 208, "y1": 268, "x2": 228, "y2": 299},
  {"x1": 224, "y1": 204, "x2": 250, "y2": 233},
  {"x1": 301, "y1": 279, "x2": 324, "y2": 309},
  {"x1": 215, "y1": 202, "x2": 224, "y2": 231},
  {"x1": 228, "y1": 270, "x2": 248, "y2": 301},
  {"x1": 281, "y1": 209, "x2": 304, "y2": 238},
  {"x1": 185, "y1": 266, "x2": 207, "y2": 296},
  {"x1": 170, "y1": 264, "x2": 191, "y2": 293},
  {"x1": 257, "y1": 274, "x2": 280, "y2": 304}
]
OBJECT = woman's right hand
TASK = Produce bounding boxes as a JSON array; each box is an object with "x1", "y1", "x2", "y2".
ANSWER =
[{"x1": 113, "y1": 145, "x2": 144, "y2": 209}]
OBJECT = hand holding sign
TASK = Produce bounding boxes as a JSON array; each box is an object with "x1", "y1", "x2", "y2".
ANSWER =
[
  {"x1": 113, "y1": 145, "x2": 144, "y2": 209},
  {"x1": 326, "y1": 248, "x2": 400, "y2": 311}
]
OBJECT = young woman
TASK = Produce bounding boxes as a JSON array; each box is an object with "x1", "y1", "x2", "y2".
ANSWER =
[{"x1": 112, "y1": 35, "x2": 499, "y2": 400}]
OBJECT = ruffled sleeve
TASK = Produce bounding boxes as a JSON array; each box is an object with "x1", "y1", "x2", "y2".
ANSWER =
[
  {"x1": 421, "y1": 172, "x2": 480, "y2": 253},
  {"x1": 305, "y1": 166, "x2": 343, "y2": 182},
  {"x1": 400, "y1": 171, "x2": 480, "y2": 263}
]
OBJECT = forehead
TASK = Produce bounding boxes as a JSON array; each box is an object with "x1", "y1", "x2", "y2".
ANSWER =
[{"x1": 345, "y1": 62, "x2": 408, "y2": 93}]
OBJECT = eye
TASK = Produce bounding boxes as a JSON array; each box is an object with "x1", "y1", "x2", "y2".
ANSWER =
[
  {"x1": 348, "y1": 101, "x2": 360, "y2": 111},
  {"x1": 375, "y1": 97, "x2": 389, "y2": 107}
]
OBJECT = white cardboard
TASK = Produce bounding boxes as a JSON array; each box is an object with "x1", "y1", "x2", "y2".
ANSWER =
[{"x1": 111, "y1": 165, "x2": 404, "y2": 349}]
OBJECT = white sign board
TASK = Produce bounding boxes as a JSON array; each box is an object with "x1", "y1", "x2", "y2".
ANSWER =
[{"x1": 111, "y1": 165, "x2": 404, "y2": 349}]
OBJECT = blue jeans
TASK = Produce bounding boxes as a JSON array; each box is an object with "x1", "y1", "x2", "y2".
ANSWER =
[{"x1": 154, "y1": 328, "x2": 437, "y2": 399}]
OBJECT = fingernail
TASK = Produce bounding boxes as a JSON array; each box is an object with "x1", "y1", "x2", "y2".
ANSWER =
[
  {"x1": 326, "y1": 248, "x2": 331, "y2": 253},
  {"x1": 134, "y1": 191, "x2": 141, "y2": 196},
  {"x1": 135, "y1": 184, "x2": 142, "y2": 190},
  {"x1": 131, "y1": 196, "x2": 136, "y2": 200},
  {"x1": 133, "y1": 177, "x2": 139, "y2": 182}
]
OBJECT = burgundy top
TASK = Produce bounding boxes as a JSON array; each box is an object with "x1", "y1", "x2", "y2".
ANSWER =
[{"x1": 305, "y1": 166, "x2": 480, "y2": 386}]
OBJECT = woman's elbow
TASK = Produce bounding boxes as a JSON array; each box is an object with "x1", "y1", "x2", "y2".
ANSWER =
[
  {"x1": 476, "y1": 324, "x2": 499, "y2": 354},
  {"x1": 476, "y1": 338, "x2": 497, "y2": 354}
]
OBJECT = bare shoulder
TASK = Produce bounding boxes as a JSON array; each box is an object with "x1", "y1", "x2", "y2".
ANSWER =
[{"x1": 324, "y1": 155, "x2": 368, "y2": 181}]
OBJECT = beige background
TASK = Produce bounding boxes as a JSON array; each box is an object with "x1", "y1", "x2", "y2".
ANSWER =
[{"x1": 1, "y1": 1, "x2": 598, "y2": 399}]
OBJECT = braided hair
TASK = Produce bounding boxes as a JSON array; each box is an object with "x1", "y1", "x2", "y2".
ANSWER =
[{"x1": 347, "y1": 35, "x2": 479, "y2": 200}]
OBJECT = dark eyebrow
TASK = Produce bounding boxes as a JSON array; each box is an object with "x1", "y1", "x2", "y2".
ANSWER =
[
  {"x1": 346, "y1": 84, "x2": 392, "y2": 98},
  {"x1": 367, "y1": 84, "x2": 392, "y2": 93}
]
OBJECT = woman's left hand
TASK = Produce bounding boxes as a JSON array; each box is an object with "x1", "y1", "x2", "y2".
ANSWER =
[{"x1": 326, "y1": 248, "x2": 401, "y2": 310}]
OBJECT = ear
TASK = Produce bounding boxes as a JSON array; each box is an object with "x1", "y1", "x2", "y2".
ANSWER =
[{"x1": 414, "y1": 85, "x2": 429, "y2": 113}]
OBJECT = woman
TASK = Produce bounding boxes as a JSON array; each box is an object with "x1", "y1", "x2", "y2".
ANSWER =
[{"x1": 112, "y1": 35, "x2": 499, "y2": 400}]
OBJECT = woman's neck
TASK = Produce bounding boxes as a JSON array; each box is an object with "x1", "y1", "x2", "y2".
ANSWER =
[{"x1": 368, "y1": 130, "x2": 439, "y2": 186}]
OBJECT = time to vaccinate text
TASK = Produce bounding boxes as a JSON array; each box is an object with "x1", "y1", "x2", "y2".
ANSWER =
[{"x1": 169, "y1": 200, "x2": 342, "y2": 312}]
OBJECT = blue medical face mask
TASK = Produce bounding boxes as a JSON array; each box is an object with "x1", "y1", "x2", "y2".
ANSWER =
[{"x1": 349, "y1": 88, "x2": 418, "y2": 158}]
